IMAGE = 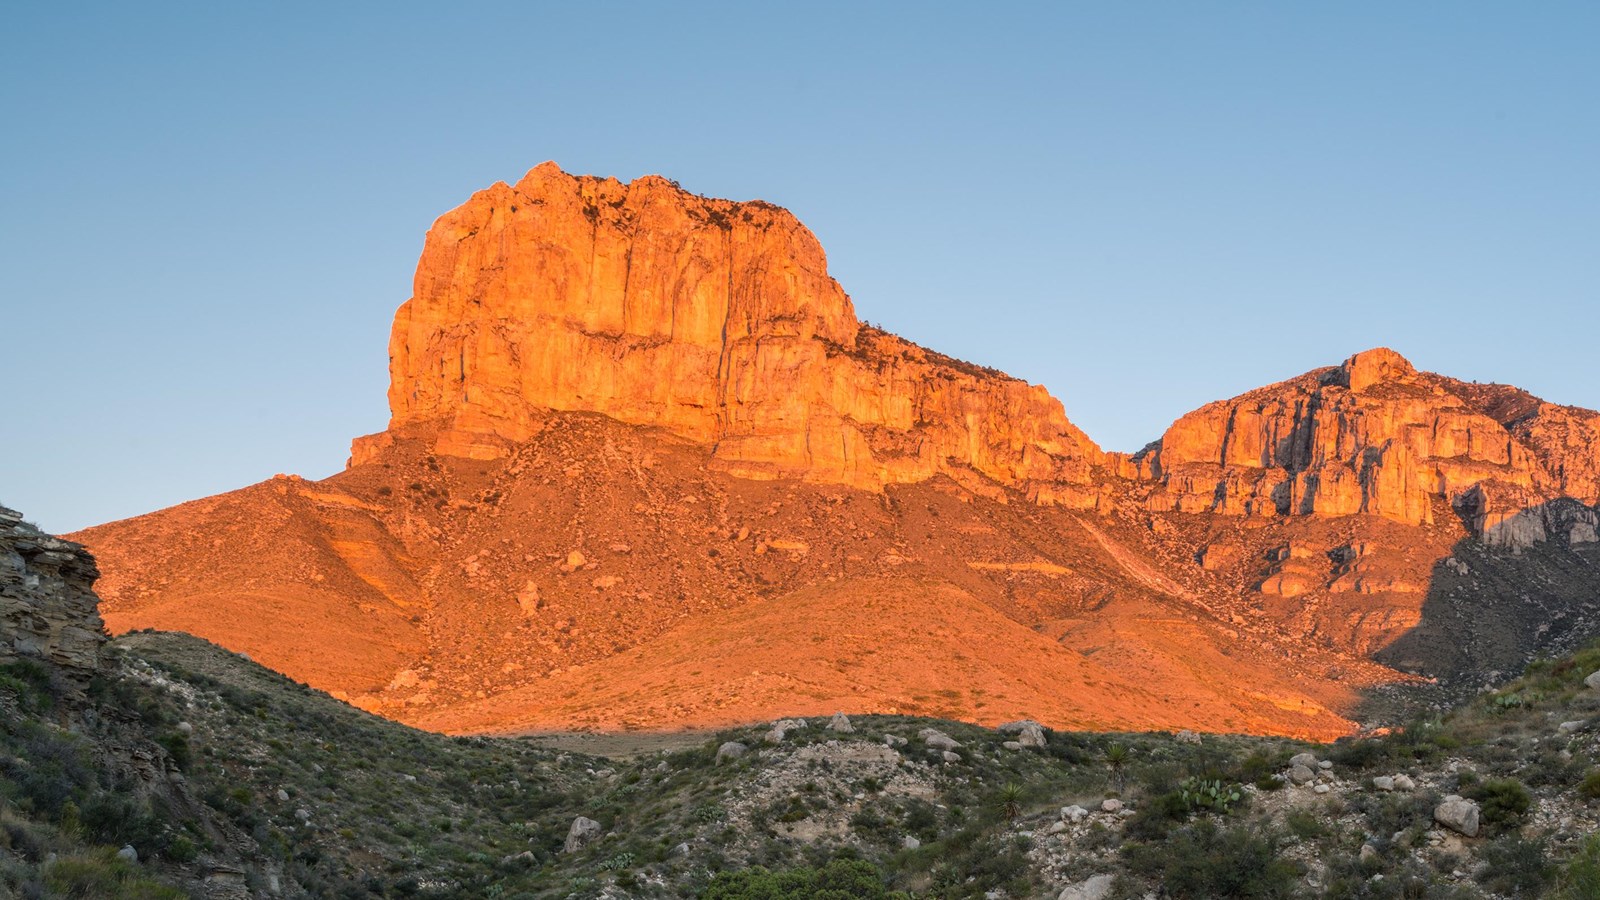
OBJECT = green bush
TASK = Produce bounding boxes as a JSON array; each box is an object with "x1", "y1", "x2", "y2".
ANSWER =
[
  {"x1": 1578, "y1": 769, "x2": 1600, "y2": 800},
  {"x1": 1465, "y1": 778, "x2": 1532, "y2": 832},
  {"x1": 1284, "y1": 809, "x2": 1327, "y2": 841},
  {"x1": 43, "y1": 849, "x2": 185, "y2": 899},
  {"x1": 1123, "y1": 820, "x2": 1300, "y2": 898},
  {"x1": 704, "y1": 858, "x2": 908, "y2": 899},
  {"x1": 1557, "y1": 832, "x2": 1600, "y2": 899},
  {"x1": 1476, "y1": 834, "x2": 1552, "y2": 896},
  {"x1": 0, "y1": 659, "x2": 58, "y2": 712}
]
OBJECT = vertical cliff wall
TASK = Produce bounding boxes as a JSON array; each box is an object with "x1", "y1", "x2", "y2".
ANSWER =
[
  {"x1": 1134, "y1": 348, "x2": 1600, "y2": 537},
  {"x1": 355, "y1": 163, "x2": 1104, "y2": 502}
]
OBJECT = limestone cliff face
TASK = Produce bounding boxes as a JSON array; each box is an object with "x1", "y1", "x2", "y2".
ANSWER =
[
  {"x1": 0, "y1": 504, "x2": 103, "y2": 678},
  {"x1": 1135, "y1": 348, "x2": 1600, "y2": 532},
  {"x1": 355, "y1": 162, "x2": 1103, "y2": 501}
]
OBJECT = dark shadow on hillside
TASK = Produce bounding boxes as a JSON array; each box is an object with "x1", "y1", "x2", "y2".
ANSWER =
[{"x1": 1355, "y1": 498, "x2": 1600, "y2": 723}]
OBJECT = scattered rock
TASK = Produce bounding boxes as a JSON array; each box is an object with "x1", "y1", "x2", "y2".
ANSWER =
[
  {"x1": 1434, "y1": 796, "x2": 1481, "y2": 837},
  {"x1": 563, "y1": 816, "x2": 603, "y2": 853},
  {"x1": 1585, "y1": 671, "x2": 1600, "y2": 690},
  {"x1": 1360, "y1": 844, "x2": 1379, "y2": 863},
  {"x1": 1014, "y1": 721, "x2": 1048, "y2": 748},
  {"x1": 1392, "y1": 774, "x2": 1416, "y2": 791},
  {"x1": 903, "y1": 836, "x2": 920, "y2": 850},
  {"x1": 883, "y1": 735, "x2": 907, "y2": 748},
  {"x1": 1058, "y1": 873, "x2": 1115, "y2": 900},
  {"x1": 1314, "y1": 784, "x2": 1331, "y2": 794},
  {"x1": 716, "y1": 741, "x2": 748, "y2": 763},
  {"x1": 766, "y1": 719, "x2": 807, "y2": 743},
  {"x1": 515, "y1": 582, "x2": 541, "y2": 615},
  {"x1": 1100, "y1": 799, "x2": 1123, "y2": 814},
  {"x1": 1002, "y1": 741, "x2": 1024, "y2": 751},
  {"x1": 1373, "y1": 776, "x2": 1395, "y2": 792},
  {"x1": 919, "y1": 728, "x2": 961, "y2": 751},
  {"x1": 117, "y1": 845, "x2": 138, "y2": 864},
  {"x1": 828, "y1": 712, "x2": 854, "y2": 733},
  {"x1": 941, "y1": 750, "x2": 961, "y2": 763},
  {"x1": 501, "y1": 850, "x2": 536, "y2": 866},
  {"x1": 1289, "y1": 752, "x2": 1319, "y2": 769},
  {"x1": 1061, "y1": 805, "x2": 1089, "y2": 823},
  {"x1": 1174, "y1": 729, "x2": 1201, "y2": 745},
  {"x1": 1288, "y1": 765, "x2": 1317, "y2": 785},
  {"x1": 1559, "y1": 720, "x2": 1585, "y2": 733}
]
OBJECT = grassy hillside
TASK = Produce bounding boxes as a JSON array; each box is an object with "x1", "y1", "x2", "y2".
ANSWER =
[{"x1": 4, "y1": 629, "x2": 1600, "y2": 898}]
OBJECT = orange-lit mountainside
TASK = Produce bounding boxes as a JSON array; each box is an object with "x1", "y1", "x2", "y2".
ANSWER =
[{"x1": 72, "y1": 164, "x2": 1600, "y2": 741}]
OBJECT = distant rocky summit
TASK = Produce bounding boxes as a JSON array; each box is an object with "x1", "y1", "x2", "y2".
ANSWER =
[
  {"x1": 1129, "y1": 346, "x2": 1600, "y2": 539},
  {"x1": 68, "y1": 164, "x2": 1600, "y2": 740}
]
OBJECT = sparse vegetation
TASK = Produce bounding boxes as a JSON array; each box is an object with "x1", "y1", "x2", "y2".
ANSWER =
[{"x1": 6, "y1": 621, "x2": 1600, "y2": 897}]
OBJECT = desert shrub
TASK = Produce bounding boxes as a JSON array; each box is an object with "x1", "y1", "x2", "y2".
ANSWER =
[
  {"x1": 0, "y1": 660, "x2": 58, "y2": 712},
  {"x1": 1344, "y1": 791, "x2": 1436, "y2": 837},
  {"x1": 1578, "y1": 769, "x2": 1600, "y2": 800},
  {"x1": 926, "y1": 833, "x2": 1034, "y2": 896},
  {"x1": 1464, "y1": 778, "x2": 1531, "y2": 832},
  {"x1": 1123, "y1": 820, "x2": 1300, "y2": 898},
  {"x1": 1476, "y1": 834, "x2": 1552, "y2": 896},
  {"x1": 157, "y1": 731, "x2": 191, "y2": 771},
  {"x1": 1233, "y1": 750, "x2": 1282, "y2": 784},
  {"x1": 1522, "y1": 747, "x2": 1585, "y2": 787},
  {"x1": 1121, "y1": 789, "x2": 1192, "y2": 841},
  {"x1": 901, "y1": 800, "x2": 939, "y2": 840},
  {"x1": 2, "y1": 725, "x2": 95, "y2": 817},
  {"x1": 1322, "y1": 855, "x2": 1471, "y2": 900},
  {"x1": 1557, "y1": 832, "x2": 1600, "y2": 899},
  {"x1": 704, "y1": 857, "x2": 907, "y2": 899},
  {"x1": 42, "y1": 849, "x2": 185, "y2": 899},
  {"x1": 1284, "y1": 809, "x2": 1328, "y2": 841},
  {"x1": 1329, "y1": 719, "x2": 1457, "y2": 771}
]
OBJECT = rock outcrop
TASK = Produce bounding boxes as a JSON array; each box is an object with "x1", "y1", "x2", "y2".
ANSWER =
[
  {"x1": 1133, "y1": 348, "x2": 1600, "y2": 532},
  {"x1": 355, "y1": 163, "x2": 1103, "y2": 504},
  {"x1": 1, "y1": 504, "x2": 103, "y2": 678}
]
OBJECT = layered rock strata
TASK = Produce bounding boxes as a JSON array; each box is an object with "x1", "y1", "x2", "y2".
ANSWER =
[
  {"x1": 1, "y1": 504, "x2": 103, "y2": 677},
  {"x1": 355, "y1": 162, "x2": 1103, "y2": 504},
  {"x1": 1133, "y1": 348, "x2": 1600, "y2": 536}
]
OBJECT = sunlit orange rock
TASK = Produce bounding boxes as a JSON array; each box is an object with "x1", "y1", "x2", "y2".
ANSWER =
[
  {"x1": 1137, "y1": 348, "x2": 1595, "y2": 527},
  {"x1": 357, "y1": 162, "x2": 1103, "y2": 502}
]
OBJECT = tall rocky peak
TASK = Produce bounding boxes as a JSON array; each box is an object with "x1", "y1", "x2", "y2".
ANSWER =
[
  {"x1": 0, "y1": 504, "x2": 104, "y2": 678},
  {"x1": 1136, "y1": 349, "x2": 1600, "y2": 537},
  {"x1": 355, "y1": 162, "x2": 1104, "y2": 502}
]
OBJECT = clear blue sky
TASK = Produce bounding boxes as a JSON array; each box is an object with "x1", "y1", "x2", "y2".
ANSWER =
[{"x1": 4, "y1": 3, "x2": 1597, "y2": 533}]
